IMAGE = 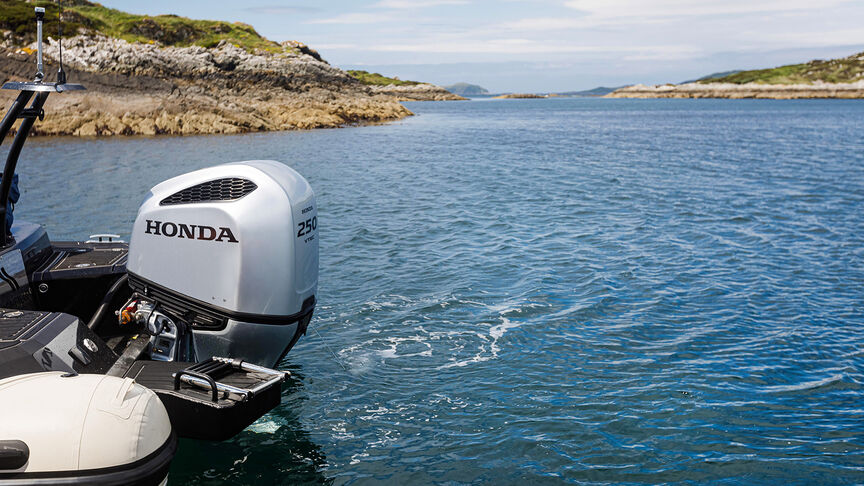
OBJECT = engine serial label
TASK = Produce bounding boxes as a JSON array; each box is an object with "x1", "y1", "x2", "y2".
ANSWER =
[{"x1": 144, "y1": 220, "x2": 239, "y2": 243}]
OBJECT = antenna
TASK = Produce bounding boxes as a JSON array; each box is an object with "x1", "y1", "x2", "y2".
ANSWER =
[
  {"x1": 56, "y1": 2, "x2": 66, "y2": 84},
  {"x1": 34, "y1": 7, "x2": 45, "y2": 82}
]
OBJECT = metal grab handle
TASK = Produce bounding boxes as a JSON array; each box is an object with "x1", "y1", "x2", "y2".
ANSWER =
[
  {"x1": 174, "y1": 358, "x2": 286, "y2": 403},
  {"x1": 173, "y1": 368, "x2": 254, "y2": 402},
  {"x1": 173, "y1": 369, "x2": 220, "y2": 402},
  {"x1": 213, "y1": 356, "x2": 287, "y2": 376},
  {"x1": 212, "y1": 357, "x2": 287, "y2": 396}
]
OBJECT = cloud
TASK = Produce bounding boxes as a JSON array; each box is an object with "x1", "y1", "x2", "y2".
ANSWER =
[
  {"x1": 563, "y1": 0, "x2": 853, "y2": 18},
  {"x1": 307, "y1": 0, "x2": 467, "y2": 25},
  {"x1": 297, "y1": 0, "x2": 863, "y2": 77},
  {"x1": 307, "y1": 13, "x2": 395, "y2": 24},
  {"x1": 751, "y1": 29, "x2": 864, "y2": 49},
  {"x1": 243, "y1": 6, "x2": 321, "y2": 15},
  {"x1": 314, "y1": 43, "x2": 360, "y2": 50},
  {"x1": 495, "y1": 16, "x2": 669, "y2": 32},
  {"x1": 323, "y1": 38, "x2": 702, "y2": 60},
  {"x1": 374, "y1": 0, "x2": 468, "y2": 7}
]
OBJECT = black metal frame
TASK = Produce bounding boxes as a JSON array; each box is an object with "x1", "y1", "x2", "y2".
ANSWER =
[
  {"x1": 0, "y1": 90, "x2": 46, "y2": 246},
  {"x1": 0, "y1": 84, "x2": 85, "y2": 247},
  {"x1": 0, "y1": 6, "x2": 85, "y2": 247},
  {"x1": 0, "y1": 83, "x2": 87, "y2": 248}
]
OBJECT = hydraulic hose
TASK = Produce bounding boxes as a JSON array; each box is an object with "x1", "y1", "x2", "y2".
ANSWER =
[{"x1": 87, "y1": 274, "x2": 129, "y2": 330}]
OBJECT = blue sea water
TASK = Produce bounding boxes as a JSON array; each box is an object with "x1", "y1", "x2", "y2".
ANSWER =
[{"x1": 12, "y1": 98, "x2": 864, "y2": 484}]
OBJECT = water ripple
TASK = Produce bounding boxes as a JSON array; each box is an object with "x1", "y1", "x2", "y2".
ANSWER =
[{"x1": 9, "y1": 98, "x2": 864, "y2": 484}]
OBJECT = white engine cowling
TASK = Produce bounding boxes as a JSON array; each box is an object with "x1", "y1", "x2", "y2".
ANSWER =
[{"x1": 127, "y1": 160, "x2": 318, "y2": 367}]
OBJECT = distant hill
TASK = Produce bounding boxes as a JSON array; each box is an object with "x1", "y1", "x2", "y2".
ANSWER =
[
  {"x1": 609, "y1": 50, "x2": 864, "y2": 99},
  {"x1": 557, "y1": 86, "x2": 625, "y2": 97},
  {"x1": 680, "y1": 70, "x2": 742, "y2": 84},
  {"x1": 347, "y1": 70, "x2": 464, "y2": 100},
  {"x1": 700, "y1": 51, "x2": 864, "y2": 84},
  {"x1": 444, "y1": 83, "x2": 489, "y2": 96}
]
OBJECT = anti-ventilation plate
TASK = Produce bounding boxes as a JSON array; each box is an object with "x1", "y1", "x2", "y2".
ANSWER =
[{"x1": 160, "y1": 178, "x2": 257, "y2": 206}]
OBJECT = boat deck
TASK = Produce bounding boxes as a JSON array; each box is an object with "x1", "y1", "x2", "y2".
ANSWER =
[{"x1": 31, "y1": 241, "x2": 128, "y2": 281}]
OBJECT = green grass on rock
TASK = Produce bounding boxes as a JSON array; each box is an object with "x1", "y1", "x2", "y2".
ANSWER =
[
  {"x1": 701, "y1": 52, "x2": 864, "y2": 85},
  {"x1": 347, "y1": 70, "x2": 421, "y2": 86},
  {"x1": 0, "y1": 0, "x2": 288, "y2": 53}
]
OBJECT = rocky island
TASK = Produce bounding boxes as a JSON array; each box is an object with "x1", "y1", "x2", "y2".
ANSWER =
[
  {"x1": 492, "y1": 93, "x2": 547, "y2": 99},
  {"x1": 444, "y1": 83, "x2": 489, "y2": 96},
  {"x1": 0, "y1": 1, "x2": 458, "y2": 137},
  {"x1": 608, "y1": 51, "x2": 864, "y2": 99},
  {"x1": 347, "y1": 70, "x2": 465, "y2": 101}
]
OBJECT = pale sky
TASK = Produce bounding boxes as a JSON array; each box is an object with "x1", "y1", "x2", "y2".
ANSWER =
[{"x1": 99, "y1": 0, "x2": 864, "y2": 92}]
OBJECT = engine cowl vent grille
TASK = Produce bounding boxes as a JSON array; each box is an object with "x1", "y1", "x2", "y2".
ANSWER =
[{"x1": 160, "y1": 178, "x2": 257, "y2": 206}]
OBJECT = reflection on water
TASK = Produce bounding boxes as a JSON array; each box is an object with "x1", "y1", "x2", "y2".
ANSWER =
[{"x1": 7, "y1": 98, "x2": 864, "y2": 484}]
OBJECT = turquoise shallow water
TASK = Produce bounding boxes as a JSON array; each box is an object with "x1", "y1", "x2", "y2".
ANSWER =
[{"x1": 11, "y1": 98, "x2": 864, "y2": 484}]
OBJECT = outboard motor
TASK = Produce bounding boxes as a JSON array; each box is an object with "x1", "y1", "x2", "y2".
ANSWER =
[{"x1": 125, "y1": 160, "x2": 318, "y2": 367}]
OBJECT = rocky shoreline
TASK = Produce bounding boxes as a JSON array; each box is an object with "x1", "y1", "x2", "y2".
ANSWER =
[
  {"x1": 1, "y1": 35, "x2": 417, "y2": 136},
  {"x1": 367, "y1": 83, "x2": 466, "y2": 101},
  {"x1": 607, "y1": 81, "x2": 864, "y2": 99}
]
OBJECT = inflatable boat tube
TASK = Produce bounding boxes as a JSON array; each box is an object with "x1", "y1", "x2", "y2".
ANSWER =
[{"x1": 0, "y1": 372, "x2": 176, "y2": 485}]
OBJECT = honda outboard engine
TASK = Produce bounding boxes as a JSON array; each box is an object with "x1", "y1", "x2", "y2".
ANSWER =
[{"x1": 125, "y1": 160, "x2": 318, "y2": 367}]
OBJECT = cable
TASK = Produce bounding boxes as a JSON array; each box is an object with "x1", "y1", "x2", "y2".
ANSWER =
[{"x1": 312, "y1": 325, "x2": 349, "y2": 372}]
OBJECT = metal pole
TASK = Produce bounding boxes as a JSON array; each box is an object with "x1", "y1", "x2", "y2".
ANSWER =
[
  {"x1": 34, "y1": 8, "x2": 45, "y2": 81},
  {"x1": 57, "y1": 3, "x2": 66, "y2": 84}
]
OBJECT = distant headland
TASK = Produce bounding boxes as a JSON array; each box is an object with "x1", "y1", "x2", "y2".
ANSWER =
[
  {"x1": 608, "y1": 51, "x2": 864, "y2": 99},
  {"x1": 492, "y1": 93, "x2": 547, "y2": 99},
  {"x1": 346, "y1": 71, "x2": 465, "y2": 101},
  {"x1": 444, "y1": 83, "x2": 489, "y2": 96},
  {"x1": 0, "y1": 1, "x2": 460, "y2": 137}
]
